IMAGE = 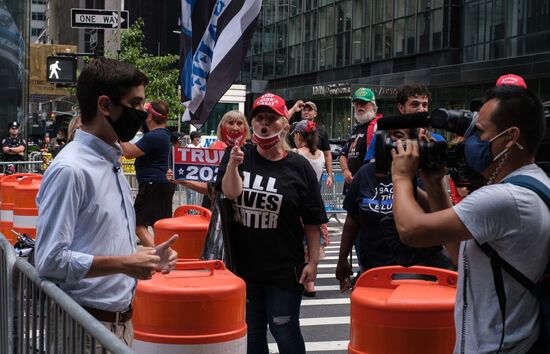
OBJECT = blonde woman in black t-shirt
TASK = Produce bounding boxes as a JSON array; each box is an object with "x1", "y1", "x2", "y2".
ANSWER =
[{"x1": 218, "y1": 93, "x2": 328, "y2": 354}]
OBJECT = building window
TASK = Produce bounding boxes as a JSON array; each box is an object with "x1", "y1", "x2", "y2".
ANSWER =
[
  {"x1": 276, "y1": 20, "x2": 288, "y2": 49},
  {"x1": 352, "y1": 0, "x2": 365, "y2": 29},
  {"x1": 303, "y1": 40, "x2": 317, "y2": 72},
  {"x1": 385, "y1": 0, "x2": 393, "y2": 21},
  {"x1": 263, "y1": 51, "x2": 275, "y2": 79},
  {"x1": 264, "y1": 0, "x2": 276, "y2": 25},
  {"x1": 32, "y1": 0, "x2": 46, "y2": 3},
  {"x1": 263, "y1": 25, "x2": 275, "y2": 53},
  {"x1": 275, "y1": 48, "x2": 287, "y2": 77},
  {"x1": 384, "y1": 21, "x2": 392, "y2": 58},
  {"x1": 363, "y1": 27, "x2": 371, "y2": 61},
  {"x1": 318, "y1": 5, "x2": 334, "y2": 38},
  {"x1": 395, "y1": 0, "x2": 406, "y2": 18},
  {"x1": 335, "y1": 32, "x2": 351, "y2": 67},
  {"x1": 290, "y1": 0, "x2": 303, "y2": 16},
  {"x1": 352, "y1": 29, "x2": 362, "y2": 63},
  {"x1": 373, "y1": 24, "x2": 384, "y2": 60},
  {"x1": 31, "y1": 12, "x2": 46, "y2": 21},
  {"x1": 31, "y1": 28, "x2": 42, "y2": 37},
  {"x1": 252, "y1": 53, "x2": 263, "y2": 79},
  {"x1": 318, "y1": 36, "x2": 334, "y2": 70},
  {"x1": 405, "y1": 16, "x2": 416, "y2": 54},
  {"x1": 253, "y1": 32, "x2": 262, "y2": 54},
  {"x1": 304, "y1": 0, "x2": 317, "y2": 11},
  {"x1": 304, "y1": 11, "x2": 317, "y2": 41},
  {"x1": 432, "y1": 9, "x2": 442, "y2": 50},
  {"x1": 289, "y1": 16, "x2": 302, "y2": 45},
  {"x1": 336, "y1": 0, "x2": 352, "y2": 33},
  {"x1": 417, "y1": 11, "x2": 430, "y2": 52},
  {"x1": 278, "y1": 0, "x2": 290, "y2": 20},
  {"x1": 289, "y1": 45, "x2": 302, "y2": 75},
  {"x1": 374, "y1": 0, "x2": 384, "y2": 23},
  {"x1": 394, "y1": 18, "x2": 405, "y2": 57}
]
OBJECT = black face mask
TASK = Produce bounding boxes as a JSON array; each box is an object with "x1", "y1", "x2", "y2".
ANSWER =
[{"x1": 106, "y1": 102, "x2": 148, "y2": 142}]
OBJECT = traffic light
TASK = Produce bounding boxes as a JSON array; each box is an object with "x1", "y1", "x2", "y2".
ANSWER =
[{"x1": 50, "y1": 112, "x2": 56, "y2": 121}]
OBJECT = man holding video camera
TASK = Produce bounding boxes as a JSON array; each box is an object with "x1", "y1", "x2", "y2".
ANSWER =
[{"x1": 391, "y1": 85, "x2": 549, "y2": 353}]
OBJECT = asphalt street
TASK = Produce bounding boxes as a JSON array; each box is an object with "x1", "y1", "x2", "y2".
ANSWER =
[{"x1": 268, "y1": 220, "x2": 355, "y2": 354}]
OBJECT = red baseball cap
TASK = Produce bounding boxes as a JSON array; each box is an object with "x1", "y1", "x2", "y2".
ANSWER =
[
  {"x1": 250, "y1": 93, "x2": 289, "y2": 119},
  {"x1": 496, "y1": 74, "x2": 527, "y2": 89}
]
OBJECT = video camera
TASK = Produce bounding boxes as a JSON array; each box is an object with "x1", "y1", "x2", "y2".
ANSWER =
[
  {"x1": 375, "y1": 103, "x2": 550, "y2": 187},
  {"x1": 374, "y1": 109, "x2": 484, "y2": 188}
]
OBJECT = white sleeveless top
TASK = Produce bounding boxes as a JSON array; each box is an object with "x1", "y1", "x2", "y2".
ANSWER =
[{"x1": 297, "y1": 149, "x2": 325, "y2": 182}]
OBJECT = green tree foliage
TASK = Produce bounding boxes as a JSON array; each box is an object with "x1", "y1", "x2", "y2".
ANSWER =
[{"x1": 108, "y1": 18, "x2": 182, "y2": 126}]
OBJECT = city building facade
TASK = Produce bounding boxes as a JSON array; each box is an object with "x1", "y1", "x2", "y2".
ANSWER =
[
  {"x1": 240, "y1": 0, "x2": 550, "y2": 139},
  {"x1": 0, "y1": 0, "x2": 28, "y2": 139},
  {"x1": 31, "y1": 0, "x2": 47, "y2": 42}
]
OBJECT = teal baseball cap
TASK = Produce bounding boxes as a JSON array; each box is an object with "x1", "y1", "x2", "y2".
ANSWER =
[{"x1": 352, "y1": 88, "x2": 376, "y2": 104}]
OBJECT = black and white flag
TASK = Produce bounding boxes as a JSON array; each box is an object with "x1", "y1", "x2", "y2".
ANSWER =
[{"x1": 180, "y1": 0, "x2": 262, "y2": 128}]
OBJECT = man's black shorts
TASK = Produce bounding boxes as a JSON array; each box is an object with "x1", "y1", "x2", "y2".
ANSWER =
[{"x1": 134, "y1": 182, "x2": 176, "y2": 226}]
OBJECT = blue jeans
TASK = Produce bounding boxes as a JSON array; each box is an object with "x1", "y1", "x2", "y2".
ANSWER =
[{"x1": 246, "y1": 283, "x2": 305, "y2": 354}]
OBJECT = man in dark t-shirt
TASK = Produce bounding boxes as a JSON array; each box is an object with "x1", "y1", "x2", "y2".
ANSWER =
[
  {"x1": 339, "y1": 88, "x2": 382, "y2": 193},
  {"x1": 121, "y1": 100, "x2": 175, "y2": 247},
  {"x1": 288, "y1": 100, "x2": 334, "y2": 187},
  {"x1": 2, "y1": 121, "x2": 26, "y2": 162}
]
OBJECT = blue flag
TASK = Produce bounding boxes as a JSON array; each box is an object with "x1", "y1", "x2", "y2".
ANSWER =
[{"x1": 180, "y1": 0, "x2": 262, "y2": 128}]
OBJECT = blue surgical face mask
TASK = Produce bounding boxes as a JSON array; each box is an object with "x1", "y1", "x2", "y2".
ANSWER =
[{"x1": 464, "y1": 127, "x2": 523, "y2": 174}]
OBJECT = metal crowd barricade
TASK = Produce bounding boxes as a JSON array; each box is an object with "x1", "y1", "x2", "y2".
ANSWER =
[
  {"x1": 0, "y1": 233, "x2": 16, "y2": 354},
  {"x1": 320, "y1": 168, "x2": 347, "y2": 223},
  {"x1": 0, "y1": 233, "x2": 135, "y2": 354},
  {"x1": 0, "y1": 161, "x2": 46, "y2": 175}
]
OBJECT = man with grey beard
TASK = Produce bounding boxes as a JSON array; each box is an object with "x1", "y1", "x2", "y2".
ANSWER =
[{"x1": 339, "y1": 88, "x2": 381, "y2": 191}]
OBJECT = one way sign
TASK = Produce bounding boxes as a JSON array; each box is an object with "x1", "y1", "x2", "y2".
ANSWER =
[{"x1": 71, "y1": 8, "x2": 129, "y2": 29}]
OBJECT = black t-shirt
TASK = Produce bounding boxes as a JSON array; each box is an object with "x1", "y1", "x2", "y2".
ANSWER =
[
  {"x1": 216, "y1": 143, "x2": 328, "y2": 289},
  {"x1": 344, "y1": 162, "x2": 451, "y2": 270},
  {"x1": 341, "y1": 123, "x2": 368, "y2": 175},
  {"x1": 135, "y1": 128, "x2": 171, "y2": 183},
  {"x1": 2, "y1": 135, "x2": 25, "y2": 161},
  {"x1": 288, "y1": 121, "x2": 330, "y2": 152},
  {"x1": 343, "y1": 162, "x2": 395, "y2": 269}
]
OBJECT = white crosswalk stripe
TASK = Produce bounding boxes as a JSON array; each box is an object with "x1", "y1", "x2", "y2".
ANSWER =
[
  {"x1": 301, "y1": 298, "x2": 350, "y2": 306},
  {"x1": 300, "y1": 316, "x2": 350, "y2": 326},
  {"x1": 267, "y1": 223, "x2": 350, "y2": 353},
  {"x1": 269, "y1": 340, "x2": 349, "y2": 353}
]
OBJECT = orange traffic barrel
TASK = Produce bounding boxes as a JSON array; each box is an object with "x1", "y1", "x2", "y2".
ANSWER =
[
  {"x1": 13, "y1": 175, "x2": 42, "y2": 238},
  {"x1": 349, "y1": 266, "x2": 457, "y2": 354},
  {"x1": 0, "y1": 174, "x2": 40, "y2": 244},
  {"x1": 132, "y1": 260, "x2": 247, "y2": 353},
  {"x1": 154, "y1": 205, "x2": 211, "y2": 260}
]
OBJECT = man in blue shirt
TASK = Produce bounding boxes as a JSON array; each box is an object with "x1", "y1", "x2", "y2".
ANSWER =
[
  {"x1": 121, "y1": 100, "x2": 175, "y2": 247},
  {"x1": 35, "y1": 58, "x2": 177, "y2": 346}
]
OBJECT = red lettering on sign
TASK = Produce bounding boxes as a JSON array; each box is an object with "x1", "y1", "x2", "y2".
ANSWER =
[{"x1": 173, "y1": 147, "x2": 225, "y2": 165}]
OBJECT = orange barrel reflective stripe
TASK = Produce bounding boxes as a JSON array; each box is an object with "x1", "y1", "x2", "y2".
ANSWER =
[
  {"x1": 132, "y1": 260, "x2": 247, "y2": 353},
  {"x1": 154, "y1": 205, "x2": 211, "y2": 261},
  {"x1": 349, "y1": 266, "x2": 457, "y2": 354},
  {"x1": 0, "y1": 174, "x2": 40, "y2": 244},
  {"x1": 13, "y1": 175, "x2": 42, "y2": 239}
]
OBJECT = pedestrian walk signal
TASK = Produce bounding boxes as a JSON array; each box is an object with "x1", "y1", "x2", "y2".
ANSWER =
[{"x1": 46, "y1": 56, "x2": 77, "y2": 84}]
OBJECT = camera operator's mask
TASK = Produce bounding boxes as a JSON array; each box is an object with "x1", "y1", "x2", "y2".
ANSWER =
[{"x1": 464, "y1": 127, "x2": 523, "y2": 174}]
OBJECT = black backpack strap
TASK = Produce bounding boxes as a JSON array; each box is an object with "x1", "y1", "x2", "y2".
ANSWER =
[
  {"x1": 475, "y1": 174, "x2": 550, "y2": 353},
  {"x1": 476, "y1": 241, "x2": 537, "y2": 293}
]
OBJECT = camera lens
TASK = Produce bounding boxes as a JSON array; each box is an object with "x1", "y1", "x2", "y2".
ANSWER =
[{"x1": 430, "y1": 108, "x2": 475, "y2": 136}]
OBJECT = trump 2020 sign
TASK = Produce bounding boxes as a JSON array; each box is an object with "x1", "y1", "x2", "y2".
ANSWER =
[{"x1": 173, "y1": 147, "x2": 225, "y2": 183}]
